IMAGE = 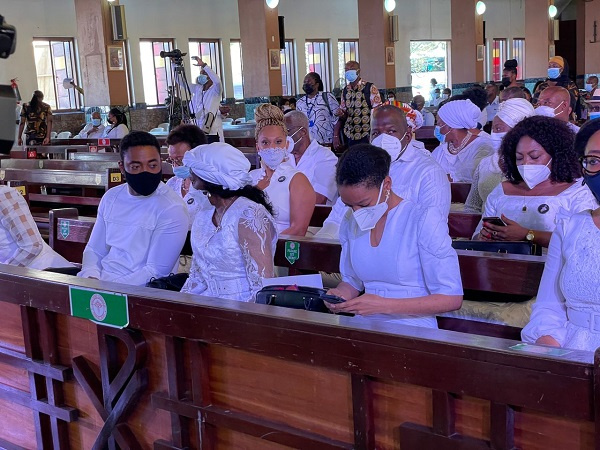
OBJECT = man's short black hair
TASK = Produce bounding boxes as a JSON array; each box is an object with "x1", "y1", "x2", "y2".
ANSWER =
[
  {"x1": 120, "y1": 131, "x2": 161, "y2": 160},
  {"x1": 165, "y1": 124, "x2": 207, "y2": 148}
]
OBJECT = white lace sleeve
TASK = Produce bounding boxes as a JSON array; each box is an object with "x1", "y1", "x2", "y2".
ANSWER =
[
  {"x1": 464, "y1": 163, "x2": 484, "y2": 213},
  {"x1": 238, "y1": 205, "x2": 277, "y2": 301}
]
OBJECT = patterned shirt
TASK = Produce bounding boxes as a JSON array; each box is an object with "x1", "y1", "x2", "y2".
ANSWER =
[
  {"x1": 20, "y1": 101, "x2": 52, "y2": 139},
  {"x1": 0, "y1": 186, "x2": 43, "y2": 266},
  {"x1": 296, "y1": 93, "x2": 340, "y2": 145},
  {"x1": 339, "y1": 79, "x2": 382, "y2": 141}
]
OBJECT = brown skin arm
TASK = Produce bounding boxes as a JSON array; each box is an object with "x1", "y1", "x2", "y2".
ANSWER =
[
  {"x1": 315, "y1": 193, "x2": 328, "y2": 205},
  {"x1": 333, "y1": 120, "x2": 343, "y2": 151},
  {"x1": 43, "y1": 114, "x2": 53, "y2": 145},
  {"x1": 280, "y1": 172, "x2": 316, "y2": 236},
  {"x1": 17, "y1": 118, "x2": 25, "y2": 145}
]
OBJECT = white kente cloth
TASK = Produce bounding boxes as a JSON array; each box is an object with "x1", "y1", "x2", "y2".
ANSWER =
[
  {"x1": 340, "y1": 200, "x2": 463, "y2": 328},
  {"x1": 522, "y1": 211, "x2": 600, "y2": 351},
  {"x1": 181, "y1": 197, "x2": 277, "y2": 302}
]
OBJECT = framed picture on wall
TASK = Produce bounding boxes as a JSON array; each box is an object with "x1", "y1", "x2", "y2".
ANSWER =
[
  {"x1": 476, "y1": 45, "x2": 485, "y2": 62},
  {"x1": 269, "y1": 49, "x2": 281, "y2": 70},
  {"x1": 386, "y1": 47, "x2": 395, "y2": 66},
  {"x1": 107, "y1": 45, "x2": 124, "y2": 71}
]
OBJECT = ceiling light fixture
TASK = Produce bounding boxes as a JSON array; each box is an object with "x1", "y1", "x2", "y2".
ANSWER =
[{"x1": 384, "y1": 0, "x2": 397, "y2": 13}]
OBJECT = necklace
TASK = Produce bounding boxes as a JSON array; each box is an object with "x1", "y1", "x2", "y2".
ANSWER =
[
  {"x1": 213, "y1": 197, "x2": 237, "y2": 231},
  {"x1": 448, "y1": 131, "x2": 473, "y2": 155}
]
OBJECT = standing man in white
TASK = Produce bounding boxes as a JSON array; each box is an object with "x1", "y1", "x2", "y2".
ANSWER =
[{"x1": 190, "y1": 56, "x2": 223, "y2": 143}]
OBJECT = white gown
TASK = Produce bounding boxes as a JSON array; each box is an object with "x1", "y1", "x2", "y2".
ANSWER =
[
  {"x1": 165, "y1": 177, "x2": 211, "y2": 229},
  {"x1": 522, "y1": 211, "x2": 600, "y2": 351},
  {"x1": 181, "y1": 197, "x2": 278, "y2": 302},
  {"x1": 473, "y1": 180, "x2": 597, "y2": 237},
  {"x1": 431, "y1": 133, "x2": 494, "y2": 183},
  {"x1": 340, "y1": 200, "x2": 463, "y2": 328}
]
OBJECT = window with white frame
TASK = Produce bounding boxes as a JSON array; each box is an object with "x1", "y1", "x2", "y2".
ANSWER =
[
  {"x1": 281, "y1": 40, "x2": 296, "y2": 96},
  {"x1": 32, "y1": 38, "x2": 81, "y2": 110},
  {"x1": 305, "y1": 40, "x2": 331, "y2": 92},
  {"x1": 189, "y1": 39, "x2": 222, "y2": 97},
  {"x1": 337, "y1": 40, "x2": 359, "y2": 82},
  {"x1": 229, "y1": 40, "x2": 244, "y2": 100},
  {"x1": 139, "y1": 39, "x2": 174, "y2": 105},
  {"x1": 512, "y1": 38, "x2": 525, "y2": 80},
  {"x1": 491, "y1": 38, "x2": 507, "y2": 83}
]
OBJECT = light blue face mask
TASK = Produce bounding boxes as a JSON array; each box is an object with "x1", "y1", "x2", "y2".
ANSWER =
[
  {"x1": 173, "y1": 166, "x2": 191, "y2": 179},
  {"x1": 197, "y1": 74, "x2": 209, "y2": 85},
  {"x1": 585, "y1": 83, "x2": 594, "y2": 93},
  {"x1": 548, "y1": 68, "x2": 561, "y2": 79},
  {"x1": 590, "y1": 112, "x2": 600, "y2": 121},
  {"x1": 345, "y1": 70, "x2": 359, "y2": 83},
  {"x1": 91, "y1": 118, "x2": 102, "y2": 126},
  {"x1": 434, "y1": 125, "x2": 446, "y2": 143}
]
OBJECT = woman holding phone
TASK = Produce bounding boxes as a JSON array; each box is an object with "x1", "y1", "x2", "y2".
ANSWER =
[
  {"x1": 473, "y1": 116, "x2": 595, "y2": 248},
  {"x1": 324, "y1": 144, "x2": 463, "y2": 328}
]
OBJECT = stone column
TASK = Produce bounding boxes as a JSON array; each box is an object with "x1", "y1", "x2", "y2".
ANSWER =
[
  {"x1": 525, "y1": 0, "x2": 553, "y2": 79},
  {"x1": 450, "y1": 0, "x2": 484, "y2": 87},
  {"x1": 74, "y1": 0, "x2": 129, "y2": 106},
  {"x1": 357, "y1": 0, "x2": 396, "y2": 91}
]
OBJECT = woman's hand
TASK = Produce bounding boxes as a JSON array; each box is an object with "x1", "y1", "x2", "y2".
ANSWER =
[
  {"x1": 329, "y1": 293, "x2": 390, "y2": 316},
  {"x1": 535, "y1": 335, "x2": 560, "y2": 347},
  {"x1": 482, "y1": 214, "x2": 528, "y2": 241}
]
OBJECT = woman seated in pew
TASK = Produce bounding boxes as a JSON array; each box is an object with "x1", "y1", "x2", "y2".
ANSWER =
[
  {"x1": 431, "y1": 98, "x2": 494, "y2": 183},
  {"x1": 0, "y1": 185, "x2": 73, "y2": 270},
  {"x1": 521, "y1": 119, "x2": 600, "y2": 350},
  {"x1": 101, "y1": 108, "x2": 129, "y2": 139},
  {"x1": 180, "y1": 142, "x2": 278, "y2": 302},
  {"x1": 165, "y1": 124, "x2": 209, "y2": 225},
  {"x1": 250, "y1": 103, "x2": 316, "y2": 236},
  {"x1": 473, "y1": 116, "x2": 596, "y2": 248},
  {"x1": 324, "y1": 144, "x2": 463, "y2": 328},
  {"x1": 464, "y1": 98, "x2": 535, "y2": 212}
]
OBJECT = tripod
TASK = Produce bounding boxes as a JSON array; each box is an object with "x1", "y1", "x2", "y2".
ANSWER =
[{"x1": 163, "y1": 52, "x2": 196, "y2": 130}]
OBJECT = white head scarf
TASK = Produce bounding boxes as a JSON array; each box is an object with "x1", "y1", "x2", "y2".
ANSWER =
[
  {"x1": 437, "y1": 99, "x2": 481, "y2": 130},
  {"x1": 183, "y1": 142, "x2": 252, "y2": 191},
  {"x1": 496, "y1": 98, "x2": 535, "y2": 128}
]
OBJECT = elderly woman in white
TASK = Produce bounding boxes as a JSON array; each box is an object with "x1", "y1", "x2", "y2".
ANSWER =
[
  {"x1": 180, "y1": 142, "x2": 278, "y2": 302},
  {"x1": 431, "y1": 99, "x2": 495, "y2": 183},
  {"x1": 464, "y1": 98, "x2": 536, "y2": 212}
]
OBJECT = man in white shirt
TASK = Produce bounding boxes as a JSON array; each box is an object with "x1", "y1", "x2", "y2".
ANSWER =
[
  {"x1": 485, "y1": 83, "x2": 500, "y2": 123},
  {"x1": 77, "y1": 111, "x2": 105, "y2": 138},
  {"x1": 284, "y1": 111, "x2": 338, "y2": 205},
  {"x1": 412, "y1": 95, "x2": 435, "y2": 126},
  {"x1": 535, "y1": 85, "x2": 580, "y2": 133},
  {"x1": 78, "y1": 131, "x2": 189, "y2": 286},
  {"x1": 190, "y1": 56, "x2": 223, "y2": 143},
  {"x1": 317, "y1": 105, "x2": 450, "y2": 239}
]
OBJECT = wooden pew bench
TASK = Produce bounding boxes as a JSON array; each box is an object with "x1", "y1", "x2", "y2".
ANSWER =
[{"x1": 0, "y1": 265, "x2": 595, "y2": 449}]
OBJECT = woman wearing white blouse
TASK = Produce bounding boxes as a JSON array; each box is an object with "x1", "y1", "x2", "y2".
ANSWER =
[
  {"x1": 474, "y1": 116, "x2": 596, "y2": 248},
  {"x1": 325, "y1": 144, "x2": 463, "y2": 328},
  {"x1": 522, "y1": 120, "x2": 600, "y2": 350},
  {"x1": 102, "y1": 108, "x2": 129, "y2": 139}
]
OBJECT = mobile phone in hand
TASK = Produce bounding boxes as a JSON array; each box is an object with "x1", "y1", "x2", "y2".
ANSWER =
[
  {"x1": 482, "y1": 216, "x2": 507, "y2": 227},
  {"x1": 320, "y1": 294, "x2": 346, "y2": 304}
]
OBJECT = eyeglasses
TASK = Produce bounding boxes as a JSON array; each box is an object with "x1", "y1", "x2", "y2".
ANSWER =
[
  {"x1": 580, "y1": 155, "x2": 600, "y2": 174},
  {"x1": 165, "y1": 157, "x2": 184, "y2": 167}
]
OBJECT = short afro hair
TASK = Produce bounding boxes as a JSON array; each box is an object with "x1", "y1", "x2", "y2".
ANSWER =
[
  {"x1": 165, "y1": 124, "x2": 207, "y2": 149},
  {"x1": 499, "y1": 116, "x2": 579, "y2": 184},
  {"x1": 336, "y1": 144, "x2": 391, "y2": 189},
  {"x1": 120, "y1": 131, "x2": 161, "y2": 160}
]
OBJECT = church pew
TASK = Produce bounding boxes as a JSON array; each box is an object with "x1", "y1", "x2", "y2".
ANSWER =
[
  {"x1": 414, "y1": 125, "x2": 440, "y2": 151},
  {"x1": 451, "y1": 182, "x2": 471, "y2": 204},
  {"x1": 0, "y1": 264, "x2": 595, "y2": 449}
]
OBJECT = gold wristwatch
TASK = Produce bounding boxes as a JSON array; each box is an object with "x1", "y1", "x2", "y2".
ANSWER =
[{"x1": 526, "y1": 230, "x2": 535, "y2": 242}]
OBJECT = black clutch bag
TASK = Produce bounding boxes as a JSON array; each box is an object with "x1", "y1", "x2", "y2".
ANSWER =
[
  {"x1": 255, "y1": 285, "x2": 329, "y2": 313},
  {"x1": 146, "y1": 273, "x2": 189, "y2": 292},
  {"x1": 452, "y1": 240, "x2": 539, "y2": 255}
]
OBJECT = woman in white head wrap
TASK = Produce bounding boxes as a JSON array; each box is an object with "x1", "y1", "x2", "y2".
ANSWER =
[
  {"x1": 464, "y1": 98, "x2": 536, "y2": 212},
  {"x1": 180, "y1": 142, "x2": 278, "y2": 302},
  {"x1": 431, "y1": 98, "x2": 495, "y2": 183}
]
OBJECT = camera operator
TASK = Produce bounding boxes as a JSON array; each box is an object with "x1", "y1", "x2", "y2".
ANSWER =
[{"x1": 187, "y1": 56, "x2": 223, "y2": 143}]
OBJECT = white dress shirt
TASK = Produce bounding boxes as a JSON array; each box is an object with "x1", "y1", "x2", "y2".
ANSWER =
[
  {"x1": 431, "y1": 133, "x2": 494, "y2": 183},
  {"x1": 165, "y1": 177, "x2": 211, "y2": 229},
  {"x1": 78, "y1": 123, "x2": 106, "y2": 139},
  {"x1": 317, "y1": 140, "x2": 451, "y2": 239},
  {"x1": 340, "y1": 201, "x2": 463, "y2": 328},
  {"x1": 102, "y1": 124, "x2": 129, "y2": 139},
  {"x1": 190, "y1": 65, "x2": 223, "y2": 140},
  {"x1": 283, "y1": 139, "x2": 338, "y2": 204},
  {"x1": 486, "y1": 96, "x2": 500, "y2": 122},
  {"x1": 78, "y1": 183, "x2": 189, "y2": 286},
  {"x1": 421, "y1": 109, "x2": 435, "y2": 127}
]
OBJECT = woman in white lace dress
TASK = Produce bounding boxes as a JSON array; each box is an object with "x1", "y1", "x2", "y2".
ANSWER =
[
  {"x1": 522, "y1": 120, "x2": 600, "y2": 350},
  {"x1": 180, "y1": 142, "x2": 278, "y2": 302}
]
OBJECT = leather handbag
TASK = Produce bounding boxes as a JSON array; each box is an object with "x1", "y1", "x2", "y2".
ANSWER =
[
  {"x1": 146, "y1": 273, "x2": 189, "y2": 291},
  {"x1": 255, "y1": 285, "x2": 330, "y2": 313}
]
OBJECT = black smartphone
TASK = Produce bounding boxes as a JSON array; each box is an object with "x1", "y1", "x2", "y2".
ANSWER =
[
  {"x1": 482, "y1": 216, "x2": 507, "y2": 227},
  {"x1": 320, "y1": 294, "x2": 346, "y2": 304}
]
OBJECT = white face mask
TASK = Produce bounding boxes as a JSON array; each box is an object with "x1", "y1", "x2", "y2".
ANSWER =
[
  {"x1": 352, "y1": 182, "x2": 390, "y2": 231},
  {"x1": 441, "y1": 94, "x2": 449, "y2": 100},
  {"x1": 518, "y1": 159, "x2": 552, "y2": 190},
  {"x1": 259, "y1": 147, "x2": 287, "y2": 170},
  {"x1": 371, "y1": 133, "x2": 408, "y2": 161},
  {"x1": 490, "y1": 131, "x2": 507, "y2": 149},
  {"x1": 535, "y1": 101, "x2": 564, "y2": 118}
]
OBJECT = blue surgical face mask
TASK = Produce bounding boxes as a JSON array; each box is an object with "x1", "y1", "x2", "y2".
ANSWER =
[
  {"x1": 548, "y1": 67, "x2": 561, "y2": 79},
  {"x1": 590, "y1": 112, "x2": 600, "y2": 120},
  {"x1": 434, "y1": 125, "x2": 446, "y2": 143},
  {"x1": 197, "y1": 74, "x2": 209, "y2": 85},
  {"x1": 585, "y1": 83, "x2": 594, "y2": 93},
  {"x1": 91, "y1": 118, "x2": 102, "y2": 126},
  {"x1": 345, "y1": 70, "x2": 359, "y2": 83},
  {"x1": 173, "y1": 166, "x2": 191, "y2": 179}
]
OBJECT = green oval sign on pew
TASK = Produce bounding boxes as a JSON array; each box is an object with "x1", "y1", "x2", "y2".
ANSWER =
[{"x1": 69, "y1": 286, "x2": 129, "y2": 328}]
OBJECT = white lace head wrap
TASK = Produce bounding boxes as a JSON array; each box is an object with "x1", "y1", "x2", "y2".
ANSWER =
[
  {"x1": 437, "y1": 99, "x2": 481, "y2": 130},
  {"x1": 183, "y1": 142, "x2": 252, "y2": 190},
  {"x1": 496, "y1": 98, "x2": 535, "y2": 128}
]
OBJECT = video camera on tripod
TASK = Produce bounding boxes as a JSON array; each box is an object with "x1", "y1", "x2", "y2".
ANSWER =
[
  {"x1": 0, "y1": 14, "x2": 17, "y2": 154},
  {"x1": 160, "y1": 48, "x2": 196, "y2": 129}
]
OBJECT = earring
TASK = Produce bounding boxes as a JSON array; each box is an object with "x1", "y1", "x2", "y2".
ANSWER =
[{"x1": 385, "y1": 190, "x2": 391, "y2": 201}]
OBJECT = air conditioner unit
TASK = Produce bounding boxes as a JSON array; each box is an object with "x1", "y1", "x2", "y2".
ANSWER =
[{"x1": 111, "y1": 5, "x2": 127, "y2": 41}]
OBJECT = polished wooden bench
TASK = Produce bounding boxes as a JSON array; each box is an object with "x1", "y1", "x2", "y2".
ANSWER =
[
  {"x1": 0, "y1": 264, "x2": 595, "y2": 449},
  {"x1": 451, "y1": 182, "x2": 472, "y2": 204}
]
